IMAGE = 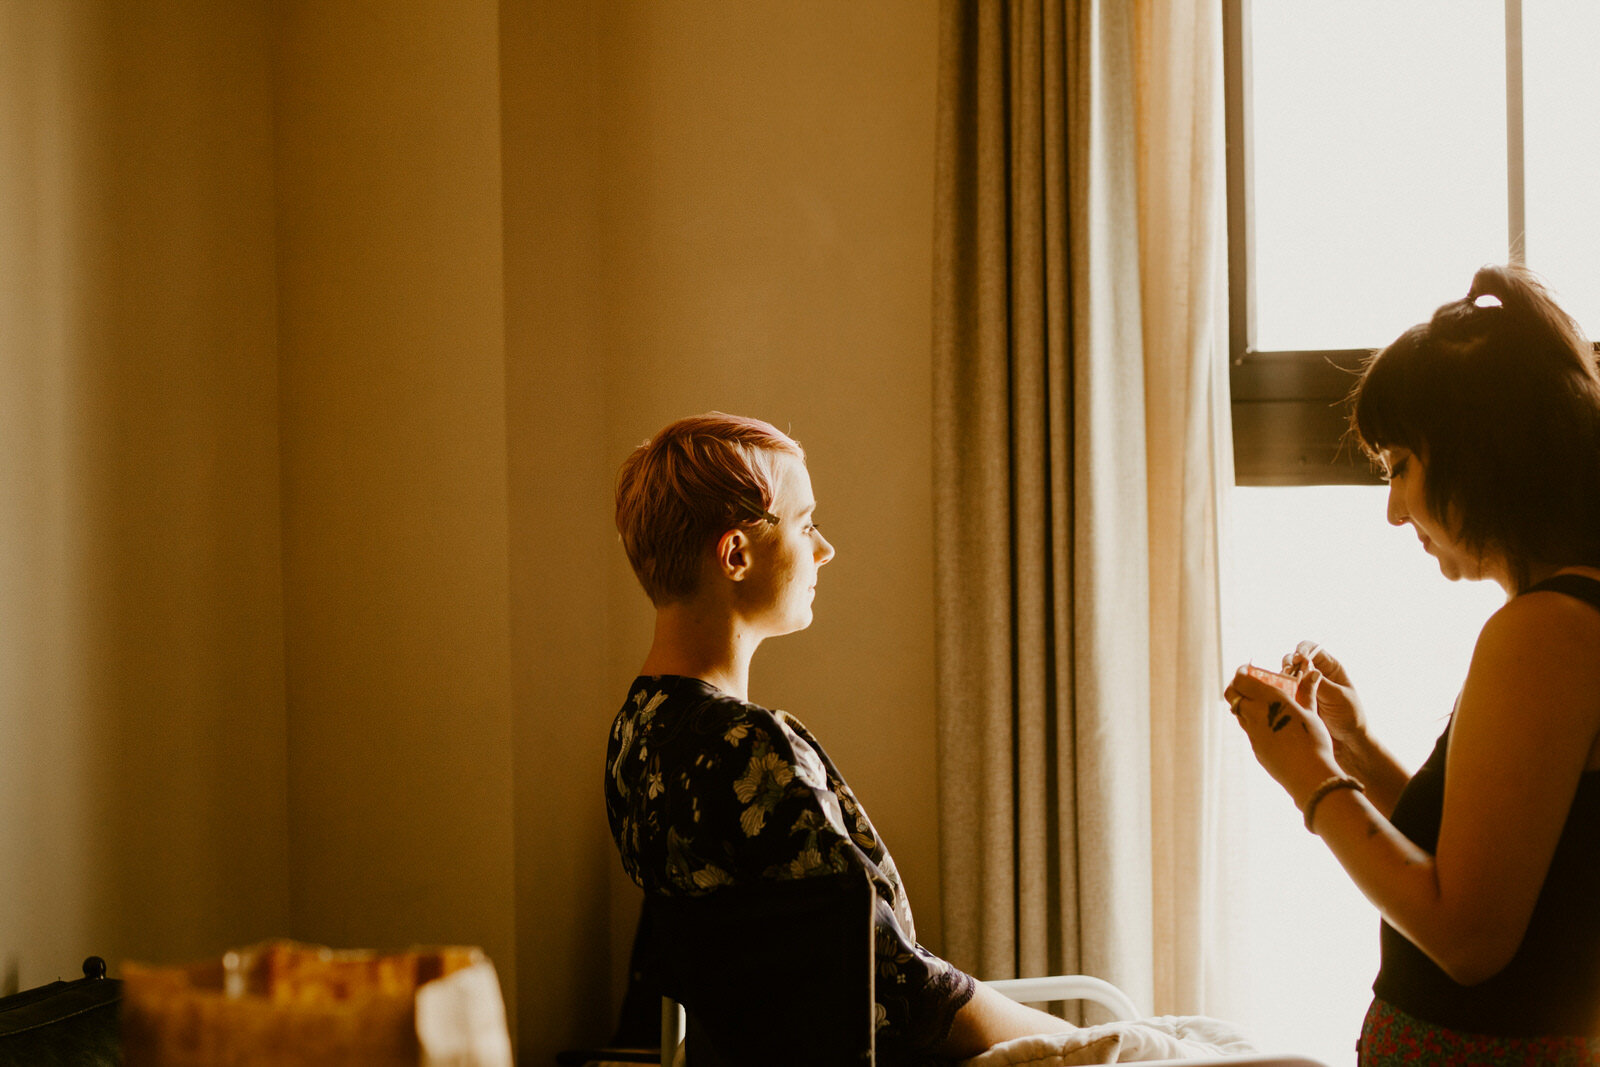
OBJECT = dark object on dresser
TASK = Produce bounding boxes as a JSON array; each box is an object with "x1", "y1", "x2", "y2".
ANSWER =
[{"x1": 0, "y1": 956, "x2": 122, "y2": 1066}]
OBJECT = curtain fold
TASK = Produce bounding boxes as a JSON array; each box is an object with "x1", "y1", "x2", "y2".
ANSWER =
[
  {"x1": 1133, "y1": 0, "x2": 1234, "y2": 1015},
  {"x1": 932, "y1": 0, "x2": 1229, "y2": 1017}
]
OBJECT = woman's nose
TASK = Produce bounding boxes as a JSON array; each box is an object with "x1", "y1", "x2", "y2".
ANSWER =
[
  {"x1": 816, "y1": 533, "x2": 835, "y2": 565},
  {"x1": 1386, "y1": 481, "x2": 1406, "y2": 526}
]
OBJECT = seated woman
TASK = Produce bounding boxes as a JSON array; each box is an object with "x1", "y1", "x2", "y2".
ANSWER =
[{"x1": 604, "y1": 412, "x2": 1074, "y2": 1063}]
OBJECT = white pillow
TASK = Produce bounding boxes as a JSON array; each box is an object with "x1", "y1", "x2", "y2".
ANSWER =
[
  {"x1": 960, "y1": 1030, "x2": 1124, "y2": 1066},
  {"x1": 961, "y1": 1014, "x2": 1258, "y2": 1065}
]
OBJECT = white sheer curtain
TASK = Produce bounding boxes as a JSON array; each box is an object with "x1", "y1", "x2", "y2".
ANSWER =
[{"x1": 932, "y1": 0, "x2": 1234, "y2": 1017}]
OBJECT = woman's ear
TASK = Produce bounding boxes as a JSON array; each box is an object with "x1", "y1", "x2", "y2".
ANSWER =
[{"x1": 716, "y1": 528, "x2": 752, "y2": 580}]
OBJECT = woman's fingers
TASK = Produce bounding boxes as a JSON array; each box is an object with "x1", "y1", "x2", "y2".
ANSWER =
[
  {"x1": 1306, "y1": 642, "x2": 1352, "y2": 685},
  {"x1": 1281, "y1": 641, "x2": 1325, "y2": 677},
  {"x1": 1295, "y1": 668, "x2": 1321, "y2": 710},
  {"x1": 1227, "y1": 664, "x2": 1341, "y2": 804},
  {"x1": 1228, "y1": 669, "x2": 1323, "y2": 750},
  {"x1": 1226, "y1": 668, "x2": 1289, "y2": 715}
]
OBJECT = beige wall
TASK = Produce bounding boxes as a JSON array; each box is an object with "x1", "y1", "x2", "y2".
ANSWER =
[
  {"x1": 1, "y1": 0, "x2": 940, "y2": 1060},
  {"x1": 0, "y1": 0, "x2": 289, "y2": 987},
  {"x1": 500, "y1": 0, "x2": 617, "y2": 1053},
  {"x1": 274, "y1": 0, "x2": 520, "y2": 1018}
]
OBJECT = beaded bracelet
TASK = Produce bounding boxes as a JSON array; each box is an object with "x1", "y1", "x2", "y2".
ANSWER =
[{"x1": 1303, "y1": 775, "x2": 1365, "y2": 833}]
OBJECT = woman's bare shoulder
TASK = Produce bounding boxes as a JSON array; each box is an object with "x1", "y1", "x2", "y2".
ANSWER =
[
  {"x1": 1469, "y1": 576, "x2": 1600, "y2": 766},
  {"x1": 1491, "y1": 571, "x2": 1600, "y2": 641}
]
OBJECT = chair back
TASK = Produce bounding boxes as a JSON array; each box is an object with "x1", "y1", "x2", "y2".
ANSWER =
[{"x1": 645, "y1": 871, "x2": 875, "y2": 1066}]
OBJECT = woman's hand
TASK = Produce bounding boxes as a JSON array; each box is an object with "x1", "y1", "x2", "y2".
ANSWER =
[
  {"x1": 1224, "y1": 665, "x2": 1341, "y2": 811},
  {"x1": 1281, "y1": 642, "x2": 1370, "y2": 763}
]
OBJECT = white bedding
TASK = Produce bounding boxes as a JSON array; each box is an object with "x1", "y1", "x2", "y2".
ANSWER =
[{"x1": 960, "y1": 1014, "x2": 1258, "y2": 1065}]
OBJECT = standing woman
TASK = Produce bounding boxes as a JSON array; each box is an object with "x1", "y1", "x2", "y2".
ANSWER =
[
  {"x1": 606, "y1": 413, "x2": 1074, "y2": 1064},
  {"x1": 1225, "y1": 265, "x2": 1600, "y2": 1062}
]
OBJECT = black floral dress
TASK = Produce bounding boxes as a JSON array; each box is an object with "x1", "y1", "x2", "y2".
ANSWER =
[{"x1": 605, "y1": 674, "x2": 976, "y2": 1062}]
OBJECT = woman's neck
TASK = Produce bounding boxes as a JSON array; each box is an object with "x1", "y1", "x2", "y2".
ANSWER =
[{"x1": 638, "y1": 600, "x2": 760, "y2": 702}]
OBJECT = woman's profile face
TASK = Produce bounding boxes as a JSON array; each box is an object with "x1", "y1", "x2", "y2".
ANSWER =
[
  {"x1": 1383, "y1": 446, "x2": 1496, "y2": 585},
  {"x1": 740, "y1": 453, "x2": 835, "y2": 637}
]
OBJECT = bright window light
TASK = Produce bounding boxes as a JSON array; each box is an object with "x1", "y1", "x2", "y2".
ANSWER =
[
  {"x1": 1250, "y1": 0, "x2": 1507, "y2": 352},
  {"x1": 1221, "y1": 486, "x2": 1505, "y2": 1066},
  {"x1": 1232, "y1": 5, "x2": 1600, "y2": 1062},
  {"x1": 1524, "y1": 0, "x2": 1600, "y2": 333}
]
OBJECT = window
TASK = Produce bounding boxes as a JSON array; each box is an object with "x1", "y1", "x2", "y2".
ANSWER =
[
  {"x1": 1225, "y1": 0, "x2": 1600, "y2": 485},
  {"x1": 1222, "y1": 488, "x2": 1506, "y2": 1064},
  {"x1": 1221, "y1": 6, "x2": 1600, "y2": 1063}
]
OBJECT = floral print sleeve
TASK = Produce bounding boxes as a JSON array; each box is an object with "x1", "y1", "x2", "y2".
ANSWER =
[{"x1": 606, "y1": 676, "x2": 975, "y2": 1061}]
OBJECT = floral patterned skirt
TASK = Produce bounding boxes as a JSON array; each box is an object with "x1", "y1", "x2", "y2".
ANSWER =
[{"x1": 1359, "y1": 997, "x2": 1600, "y2": 1065}]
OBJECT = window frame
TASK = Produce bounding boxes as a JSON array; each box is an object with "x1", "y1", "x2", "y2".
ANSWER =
[{"x1": 1224, "y1": 0, "x2": 1527, "y2": 486}]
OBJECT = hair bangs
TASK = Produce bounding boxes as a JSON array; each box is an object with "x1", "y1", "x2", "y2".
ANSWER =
[{"x1": 1349, "y1": 325, "x2": 1432, "y2": 469}]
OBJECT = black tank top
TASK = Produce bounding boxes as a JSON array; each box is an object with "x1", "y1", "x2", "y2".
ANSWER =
[{"x1": 1372, "y1": 573, "x2": 1600, "y2": 1036}]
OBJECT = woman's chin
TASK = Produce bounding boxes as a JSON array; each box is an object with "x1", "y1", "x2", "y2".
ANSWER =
[{"x1": 757, "y1": 610, "x2": 814, "y2": 640}]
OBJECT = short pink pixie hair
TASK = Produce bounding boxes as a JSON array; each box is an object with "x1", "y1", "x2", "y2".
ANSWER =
[{"x1": 615, "y1": 412, "x2": 805, "y2": 606}]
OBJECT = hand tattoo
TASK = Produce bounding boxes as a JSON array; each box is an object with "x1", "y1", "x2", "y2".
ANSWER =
[{"x1": 1267, "y1": 701, "x2": 1289, "y2": 732}]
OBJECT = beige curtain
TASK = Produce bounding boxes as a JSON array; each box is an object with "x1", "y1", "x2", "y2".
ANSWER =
[{"x1": 932, "y1": 0, "x2": 1230, "y2": 1017}]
